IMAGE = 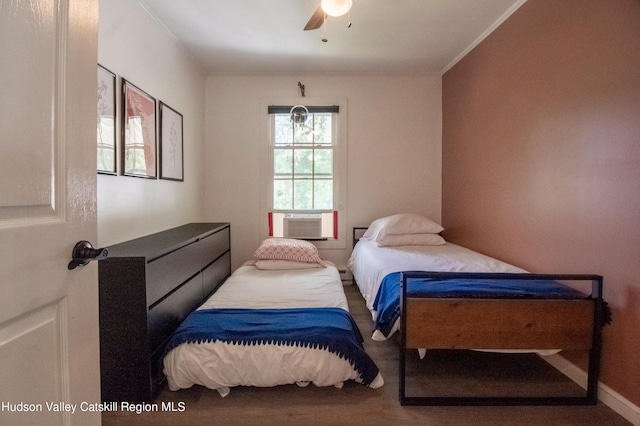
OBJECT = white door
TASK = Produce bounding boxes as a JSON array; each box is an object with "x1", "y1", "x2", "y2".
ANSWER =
[{"x1": 0, "y1": 0, "x2": 101, "y2": 425}]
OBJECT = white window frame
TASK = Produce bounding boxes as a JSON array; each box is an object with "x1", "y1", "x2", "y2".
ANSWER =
[{"x1": 261, "y1": 97, "x2": 347, "y2": 250}]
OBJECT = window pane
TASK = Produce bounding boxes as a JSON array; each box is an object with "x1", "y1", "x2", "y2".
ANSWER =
[
  {"x1": 274, "y1": 115, "x2": 293, "y2": 145},
  {"x1": 271, "y1": 110, "x2": 339, "y2": 221},
  {"x1": 314, "y1": 180, "x2": 333, "y2": 209},
  {"x1": 313, "y1": 114, "x2": 332, "y2": 145},
  {"x1": 274, "y1": 149, "x2": 292, "y2": 178},
  {"x1": 314, "y1": 149, "x2": 333, "y2": 178},
  {"x1": 274, "y1": 180, "x2": 292, "y2": 209},
  {"x1": 293, "y1": 120, "x2": 313, "y2": 144},
  {"x1": 293, "y1": 180, "x2": 313, "y2": 210},
  {"x1": 294, "y1": 149, "x2": 313, "y2": 178}
]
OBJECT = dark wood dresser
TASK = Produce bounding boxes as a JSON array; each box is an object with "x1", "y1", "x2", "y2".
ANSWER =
[{"x1": 98, "y1": 222, "x2": 231, "y2": 402}]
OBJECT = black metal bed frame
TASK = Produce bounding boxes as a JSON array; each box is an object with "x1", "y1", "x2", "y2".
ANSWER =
[{"x1": 399, "y1": 271, "x2": 604, "y2": 406}]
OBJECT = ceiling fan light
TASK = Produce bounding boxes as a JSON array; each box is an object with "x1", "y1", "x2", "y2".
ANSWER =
[{"x1": 321, "y1": 0, "x2": 353, "y2": 17}]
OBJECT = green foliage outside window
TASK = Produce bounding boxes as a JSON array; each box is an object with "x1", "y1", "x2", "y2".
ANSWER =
[{"x1": 274, "y1": 113, "x2": 334, "y2": 210}]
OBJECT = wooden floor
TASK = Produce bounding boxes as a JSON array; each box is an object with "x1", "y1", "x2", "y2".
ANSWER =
[{"x1": 103, "y1": 284, "x2": 630, "y2": 426}]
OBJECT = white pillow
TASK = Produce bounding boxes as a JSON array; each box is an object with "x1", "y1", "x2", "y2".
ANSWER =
[
  {"x1": 362, "y1": 214, "x2": 444, "y2": 241},
  {"x1": 376, "y1": 233, "x2": 446, "y2": 247},
  {"x1": 254, "y1": 260, "x2": 323, "y2": 270}
]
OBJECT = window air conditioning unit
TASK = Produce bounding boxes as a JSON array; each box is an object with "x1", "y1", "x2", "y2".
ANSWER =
[{"x1": 283, "y1": 214, "x2": 322, "y2": 239}]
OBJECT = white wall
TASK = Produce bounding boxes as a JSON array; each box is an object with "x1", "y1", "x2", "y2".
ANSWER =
[
  {"x1": 97, "y1": 0, "x2": 207, "y2": 246},
  {"x1": 204, "y1": 74, "x2": 442, "y2": 269}
]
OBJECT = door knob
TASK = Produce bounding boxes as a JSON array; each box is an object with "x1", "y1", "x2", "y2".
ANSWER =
[{"x1": 68, "y1": 241, "x2": 109, "y2": 270}]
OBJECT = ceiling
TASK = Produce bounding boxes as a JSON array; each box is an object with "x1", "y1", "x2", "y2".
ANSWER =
[{"x1": 138, "y1": 0, "x2": 526, "y2": 75}]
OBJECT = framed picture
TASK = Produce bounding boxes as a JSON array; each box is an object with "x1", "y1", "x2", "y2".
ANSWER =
[
  {"x1": 121, "y1": 79, "x2": 156, "y2": 178},
  {"x1": 159, "y1": 102, "x2": 184, "y2": 181},
  {"x1": 97, "y1": 64, "x2": 116, "y2": 174}
]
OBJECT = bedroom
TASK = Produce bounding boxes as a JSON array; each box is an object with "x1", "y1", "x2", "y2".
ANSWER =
[
  {"x1": 100, "y1": 0, "x2": 640, "y2": 422},
  {"x1": 1, "y1": 0, "x2": 638, "y2": 425}
]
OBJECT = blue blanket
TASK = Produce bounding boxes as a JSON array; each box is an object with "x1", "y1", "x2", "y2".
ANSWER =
[
  {"x1": 372, "y1": 272, "x2": 586, "y2": 339},
  {"x1": 164, "y1": 307, "x2": 380, "y2": 386}
]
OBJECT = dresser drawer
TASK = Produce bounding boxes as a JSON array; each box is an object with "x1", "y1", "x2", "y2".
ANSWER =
[
  {"x1": 146, "y1": 241, "x2": 205, "y2": 306},
  {"x1": 145, "y1": 226, "x2": 230, "y2": 306},
  {"x1": 199, "y1": 226, "x2": 230, "y2": 264},
  {"x1": 147, "y1": 273, "x2": 203, "y2": 352},
  {"x1": 202, "y1": 252, "x2": 231, "y2": 298}
]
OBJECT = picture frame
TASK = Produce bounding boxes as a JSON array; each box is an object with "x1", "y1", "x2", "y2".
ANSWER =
[
  {"x1": 121, "y1": 79, "x2": 157, "y2": 178},
  {"x1": 97, "y1": 64, "x2": 117, "y2": 175},
  {"x1": 159, "y1": 102, "x2": 184, "y2": 181}
]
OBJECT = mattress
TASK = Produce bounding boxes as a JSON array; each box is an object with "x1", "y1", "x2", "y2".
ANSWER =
[
  {"x1": 163, "y1": 264, "x2": 383, "y2": 396},
  {"x1": 348, "y1": 239, "x2": 527, "y2": 315}
]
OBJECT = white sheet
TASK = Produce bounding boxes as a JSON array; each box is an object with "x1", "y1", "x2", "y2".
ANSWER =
[
  {"x1": 163, "y1": 265, "x2": 384, "y2": 396},
  {"x1": 199, "y1": 265, "x2": 350, "y2": 311},
  {"x1": 348, "y1": 239, "x2": 526, "y2": 315}
]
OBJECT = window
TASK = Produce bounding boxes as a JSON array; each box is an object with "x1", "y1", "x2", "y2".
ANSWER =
[
  {"x1": 273, "y1": 110, "x2": 334, "y2": 210},
  {"x1": 267, "y1": 103, "x2": 346, "y2": 248}
]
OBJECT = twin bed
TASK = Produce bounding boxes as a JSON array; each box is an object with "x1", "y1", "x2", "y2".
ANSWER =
[
  {"x1": 348, "y1": 214, "x2": 607, "y2": 405},
  {"x1": 162, "y1": 237, "x2": 383, "y2": 397}
]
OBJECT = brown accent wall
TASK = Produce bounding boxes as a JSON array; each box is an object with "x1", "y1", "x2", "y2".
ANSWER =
[{"x1": 442, "y1": 0, "x2": 640, "y2": 406}]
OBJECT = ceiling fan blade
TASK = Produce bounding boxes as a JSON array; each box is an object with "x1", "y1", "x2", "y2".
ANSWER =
[{"x1": 304, "y1": 6, "x2": 325, "y2": 31}]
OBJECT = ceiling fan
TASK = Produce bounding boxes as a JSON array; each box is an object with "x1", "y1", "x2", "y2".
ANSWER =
[{"x1": 304, "y1": 0, "x2": 353, "y2": 31}]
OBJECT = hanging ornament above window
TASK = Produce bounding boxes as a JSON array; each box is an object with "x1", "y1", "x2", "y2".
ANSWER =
[{"x1": 290, "y1": 105, "x2": 309, "y2": 124}]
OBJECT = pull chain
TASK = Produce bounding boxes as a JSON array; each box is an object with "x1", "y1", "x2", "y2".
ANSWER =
[{"x1": 322, "y1": 14, "x2": 328, "y2": 42}]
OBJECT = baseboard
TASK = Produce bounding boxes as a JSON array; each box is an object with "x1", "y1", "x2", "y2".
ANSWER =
[{"x1": 543, "y1": 354, "x2": 640, "y2": 425}]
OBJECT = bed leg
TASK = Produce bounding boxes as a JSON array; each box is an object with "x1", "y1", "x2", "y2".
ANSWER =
[
  {"x1": 586, "y1": 295, "x2": 604, "y2": 404},
  {"x1": 399, "y1": 348, "x2": 407, "y2": 404},
  {"x1": 399, "y1": 274, "x2": 408, "y2": 405}
]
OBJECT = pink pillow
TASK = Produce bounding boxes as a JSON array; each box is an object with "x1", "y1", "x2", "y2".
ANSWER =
[{"x1": 254, "y1": 238, "x2": 323, "y2": 264}]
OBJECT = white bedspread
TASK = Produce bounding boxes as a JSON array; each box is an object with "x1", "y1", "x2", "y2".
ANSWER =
[
  {"x1": 348, "y1": 239, "x2": 526, "y2": 315},
  {"x1": 163, "y1": 265, "x2": 384, "y2": 396}
]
